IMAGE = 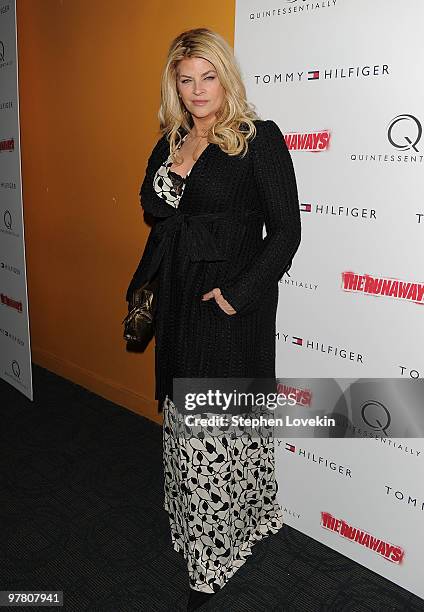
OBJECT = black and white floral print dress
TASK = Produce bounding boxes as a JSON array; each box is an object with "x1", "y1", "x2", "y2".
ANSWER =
[{"x1": 153, "y1": 135, "x2": 284, "y2": 594}]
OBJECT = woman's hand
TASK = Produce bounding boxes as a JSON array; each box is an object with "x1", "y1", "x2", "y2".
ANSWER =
[{"x1": 201, "y1": 287, "x2": 237, "y2": 315}]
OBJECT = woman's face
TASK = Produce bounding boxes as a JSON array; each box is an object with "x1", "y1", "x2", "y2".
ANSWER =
[{"x1": 176, "y1": 56, "x2": 225, "y2": 123}]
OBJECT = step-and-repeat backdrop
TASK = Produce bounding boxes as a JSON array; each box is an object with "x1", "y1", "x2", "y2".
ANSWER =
[
  {"x1": 0, "y1": 0, "x2": 33, "y2": 399},
  {"x1": 235, "y1": 0, "x2": 423, "y2": 601},
  {"x1": 1, "y1": 0, "x2": 422, "y2": 599}
]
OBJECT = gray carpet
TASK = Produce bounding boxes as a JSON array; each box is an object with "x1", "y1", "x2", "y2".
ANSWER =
[{"x1": 0, "y1": 364, "x2": 423, "y2": 612}]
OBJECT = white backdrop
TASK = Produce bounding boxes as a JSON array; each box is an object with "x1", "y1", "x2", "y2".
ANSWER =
[
  {"x1": 0, "y1": 0, "x2": 33, "y2": 399},
  {"x1": 235, "y1": 0, "x2": 424, "y2": 600}
]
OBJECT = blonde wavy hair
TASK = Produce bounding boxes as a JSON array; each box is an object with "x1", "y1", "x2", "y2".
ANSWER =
[{"x1": 158, "y1": 28, "x2": 262, "y2": 161}]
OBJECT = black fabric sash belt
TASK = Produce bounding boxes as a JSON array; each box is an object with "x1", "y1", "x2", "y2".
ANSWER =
[{"x1": 146, "y1": 208, "x2": 262, "y2": 283}]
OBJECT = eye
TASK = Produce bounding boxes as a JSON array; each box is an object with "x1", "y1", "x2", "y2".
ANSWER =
[{"x1": 180, "y1": 76, "x2": 215, "y2": 84}]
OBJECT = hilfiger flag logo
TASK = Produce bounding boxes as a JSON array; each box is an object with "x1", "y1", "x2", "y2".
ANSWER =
[
  {"x1": 342, "y1": 271, "x2": 424, "y2": 305},
  {"x1": 0, "y1": 138, "x2": 14, "y2": 152},
  {"x1": 277, "y1": 382, "x2": 312, "y2": 406},
  {"x1": 308, "y1": 70, "x2": 320, "y2": 80},
  {"x1": 285, "y1": 443, "x2": 296, "y2": 453},
  {"x1": 321, "y1": 511, "x2": 405, "y2": 564},
  {"x1": 300, "y1": 203, "x2": 312, "y2": 212},
  {"x1": 284, "y1": 130, "x2": 330, "y2": 152}
]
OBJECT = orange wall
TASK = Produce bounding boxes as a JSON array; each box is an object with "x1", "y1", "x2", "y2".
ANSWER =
[{"x1": 17, "y1": 0, "x2": 235, "y2": 424}]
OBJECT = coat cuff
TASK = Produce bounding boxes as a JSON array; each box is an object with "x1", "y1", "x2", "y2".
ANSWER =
[
  {"x1": 219, "y1": 254, "x2": 297, "y2": 317},
  {"x1": 219, "y1": 279, "x2": 264, "y2": 316}
]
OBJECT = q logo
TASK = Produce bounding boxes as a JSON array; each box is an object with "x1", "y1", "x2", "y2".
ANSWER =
[
  {"x1": 361, "y1": 400, "x2": 391, "y2": 436},
  {"x1": 387, "y1": 114, "x2": 422, "y2": 152},
  {"x1": 11, "y1": 360, "x2": 21, "y2": 379},
  {"x1": 4, "y1": 210, "x2": 12, "y2": 230}
]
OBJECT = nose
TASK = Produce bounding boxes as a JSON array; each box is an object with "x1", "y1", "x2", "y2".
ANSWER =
[{"x1": 192, "y1": 81, "x2": 206, "y2": 95}]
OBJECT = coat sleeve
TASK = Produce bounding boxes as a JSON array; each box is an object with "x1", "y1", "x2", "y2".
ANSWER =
[
  {"x1": 125, "y1": 219, "x2": 157, "y2": 302},
  {"x1": 219, "y1": 119, "x2": 301, "y2": 316},
  {"x1": 125, "y1": 134, "x2": 165, "y2": 302}
]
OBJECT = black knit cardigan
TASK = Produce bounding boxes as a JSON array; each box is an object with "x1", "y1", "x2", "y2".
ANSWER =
[{"x1": 126, "y1": 119, "x2": 302, "y2": 413}]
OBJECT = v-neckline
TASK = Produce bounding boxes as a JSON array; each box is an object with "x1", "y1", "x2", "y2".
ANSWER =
[
  {"x1": 168, "y1": 132, "x2": 212, "y2": 180},
  {"x1": 152, "y1": 130, "x2": 214, "y2": 211}
]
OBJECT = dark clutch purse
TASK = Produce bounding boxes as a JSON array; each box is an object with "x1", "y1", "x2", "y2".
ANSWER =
[{"x1": 122, "y1": 275, "x2": 159, "y2": 349}]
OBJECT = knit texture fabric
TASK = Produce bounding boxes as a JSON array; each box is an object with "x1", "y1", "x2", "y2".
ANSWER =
[{"x1": 126, "y1": 119, "x2": 302, "y2": 413}]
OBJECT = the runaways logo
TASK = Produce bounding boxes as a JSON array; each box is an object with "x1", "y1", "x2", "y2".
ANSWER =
[
  {"x1": 277, "y1": 382, "x2": 312, "y2": 406},
  {"x1": 342, "y1": 271, "x2": 424, "y2": 305},
  {"x1": 284, "y1": 130, "x2": 330, "y2": 152},
  {"x1": 320, "y1": 511, "x2": 405, "y2": 564},
  {"x1": 0, "y1": 293, "x2": 22, "y2": 313},
  {"x1": 0, "y1": 138, "x2": 14, "y2": 152}
]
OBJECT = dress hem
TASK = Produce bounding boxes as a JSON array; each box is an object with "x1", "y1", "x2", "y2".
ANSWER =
[{"x1": 164, "y1": 499, "x2": 284, "y2": 594}]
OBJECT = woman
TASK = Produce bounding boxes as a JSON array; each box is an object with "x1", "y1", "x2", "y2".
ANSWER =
[{"x1": 126, "y1": 28, "x2": 301, "y2": 611}]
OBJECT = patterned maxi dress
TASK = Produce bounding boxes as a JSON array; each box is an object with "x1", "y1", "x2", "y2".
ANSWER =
[{"x1": 153, "y1": 134, "x2": 284, "y2": 594}]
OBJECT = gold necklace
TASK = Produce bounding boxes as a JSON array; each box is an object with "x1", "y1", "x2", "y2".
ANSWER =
[{"x1": 188, "y1": 131, "x2": 209, "y2": 161}]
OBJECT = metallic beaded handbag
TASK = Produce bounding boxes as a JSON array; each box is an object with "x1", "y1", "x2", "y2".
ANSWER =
[{"x1": 122, "y1": 276, "x2": 158, "y2": 348}]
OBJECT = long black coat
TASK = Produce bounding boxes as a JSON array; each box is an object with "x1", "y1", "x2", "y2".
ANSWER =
[{"x1": 126, "y1": 119, "x2": 301, "y2": 413}]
